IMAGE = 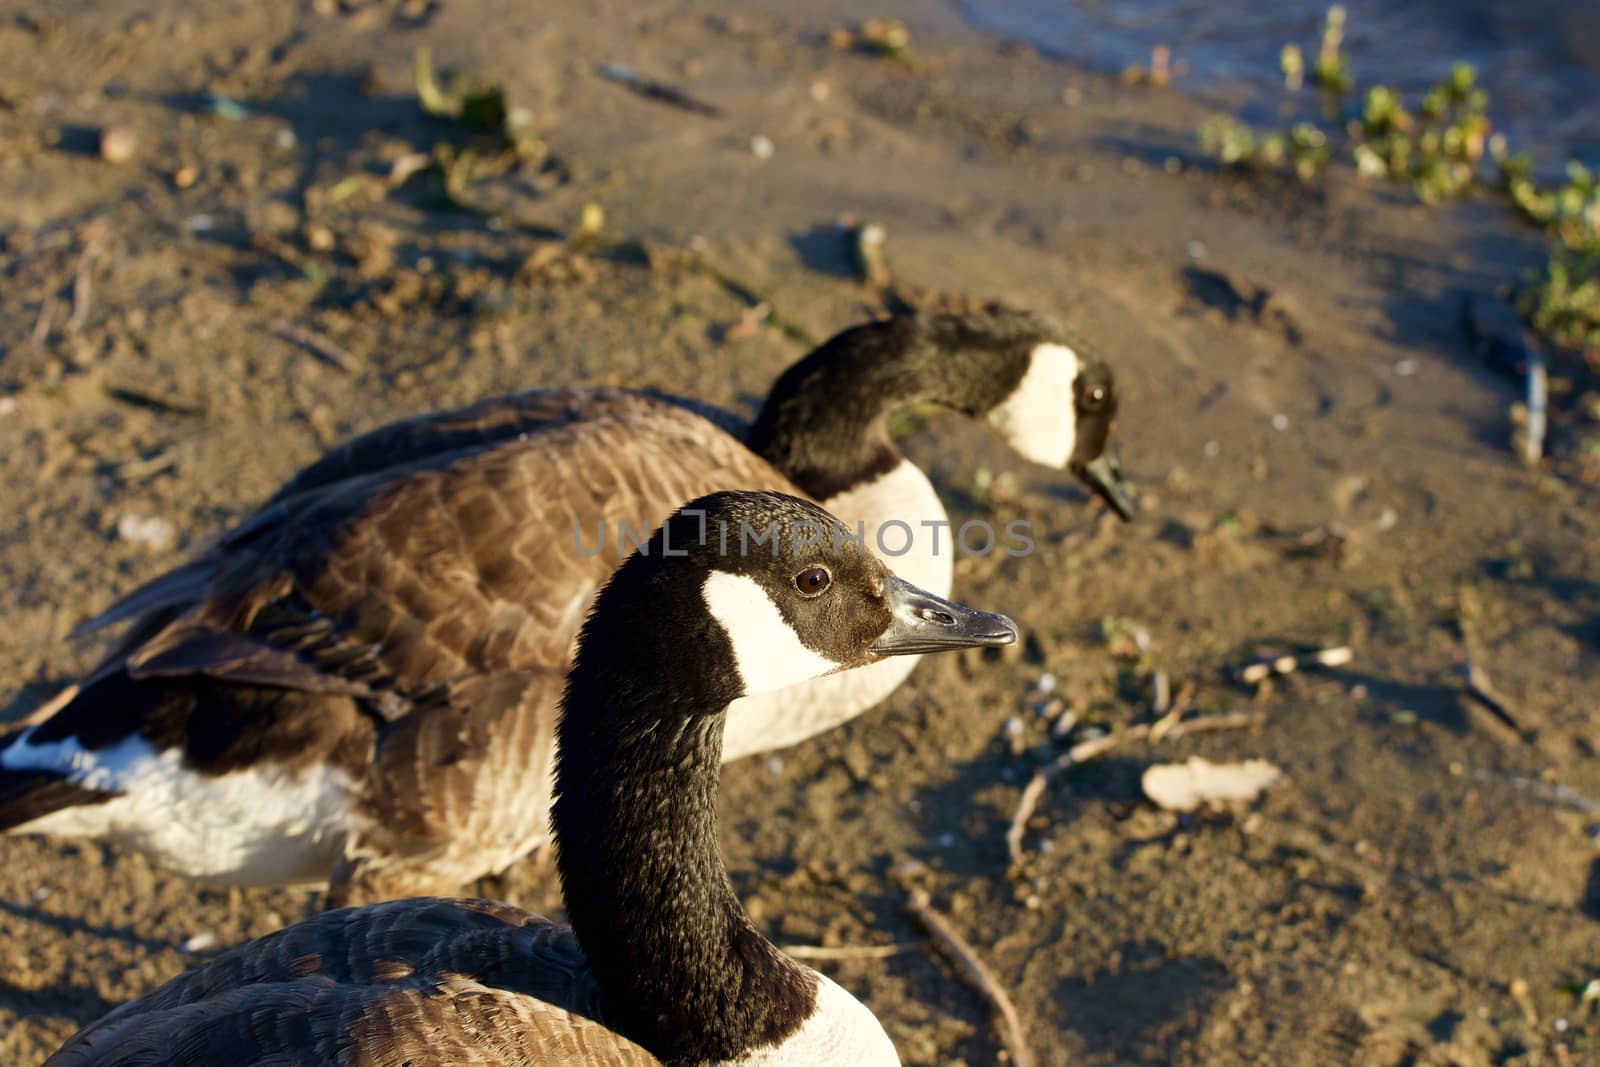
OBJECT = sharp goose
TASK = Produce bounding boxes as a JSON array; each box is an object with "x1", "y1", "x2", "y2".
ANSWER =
[
  {"x1": 0, "y1": 307, "x2": 1129, "y2": 904},
  {"x1": 45, "y1": 491, "x2": 1017, "y2": 1067}
]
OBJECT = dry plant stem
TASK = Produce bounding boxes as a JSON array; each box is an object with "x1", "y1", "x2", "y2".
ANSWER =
[
  {"x1": 1005, "y1": 765, "x2": 1057, "y2": 866},
  {"x1": 30, "y1": 297, "x2": 58, "y2": 347},
  {"x1": 908, "y1": 889, "x2": 1036, "y2": 1067},
  {"x1": 781, "y1": 941, "x2": 921, "y2": 961},
  {"x1": 1523, "y1": 348, "x2": 1547, "y2": 463},
  {"x1": 67, "y1": 244, "x2": 96, "y2": 333},
  {"x1": 1151, "y1": 668, "x2": 1171, "y2": 716},
  {"x1": 1461, "y1": 659, "x2": 1528, "y2": 738},
  {"x1": 273, "y1": 321, "x2": 355, "y2": 373}
]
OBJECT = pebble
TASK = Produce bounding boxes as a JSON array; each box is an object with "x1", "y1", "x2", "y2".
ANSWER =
[
  {"x1": 766, "y1": 756, "x2": 784, "y2": 776},
  {"x1": 1035, "y1": 672, "x2": 1057, "y2": 695},
  {"x1": 0, "y1": 397, "x2": 17, "y2": 416},
  {"x1": 1393, "y1": 358, "x2": 1418, "y2": 376},
  {"x1": 181, "y1": 931, "x2": 218, "y2": 954},
  {"x1": 1203, "y1": 439, "x2": 1221, "y2": 457},
  {"x1": 98, "y1": 124, "x2": 138, "y2": 164},
  {"x1": 172, "y1": 164, "x2": 198, "y2": 189},
  {"x1": 1271, "y1": 413, "x2": 1290, "y2": 431},
  {"x1": 936, "y1": 833, "x2": 957, "y2": 849},
  {"x1": 117, "y1": 514, "x2": 176, "y2": 551},
  {"x1": 750, "y1": 135, "x2": 775, "y2": 160},
  {"x1": 809, "y1": 81, "x2": 830, "y2": 102}
]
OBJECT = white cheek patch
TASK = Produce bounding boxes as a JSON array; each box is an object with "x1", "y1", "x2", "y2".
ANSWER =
[
  {"x1": 702, "y1": 571, "x2": 841, "y2": 697},
  {"x1": 986, "y1": 342, "x2": 1079, "y2": 469}
]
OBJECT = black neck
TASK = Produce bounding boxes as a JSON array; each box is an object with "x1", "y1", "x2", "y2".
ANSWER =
[
  {"x1": 552, "y1": 576, "x2": 814, "y2": 1065},
  {"x1": 745, "y1": 310, "x2": 1059, "y2": 500}
]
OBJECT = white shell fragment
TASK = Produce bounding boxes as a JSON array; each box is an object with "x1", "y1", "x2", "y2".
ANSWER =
[{"x1": 1142, "y1": 757, "x2": 1284, "y2": 813}]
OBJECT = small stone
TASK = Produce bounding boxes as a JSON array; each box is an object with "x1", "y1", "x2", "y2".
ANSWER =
[
  {"x1": 302, "y1": 222, "x2": 335, "y2": 252},
  {"x1": 1271, "y1": 413, "x2": 1290, "y2": 431},
  {"x1": 1186, "y1": 240, "x2": 1207, "y2": 259},
  {"x1": 181, "y1": 931, "x2": 218, "y2": 954},
  {"x1": 98, "y1": 124, "x2": 138, "y2": 164},
  {"x1": 0, "y1": 396, "x2": 17, "y2": 416},
  {"x1": 172, "y1": 164, "x2": 198, "y2": 188},
  {"x1": 809, "y1": 81, "x2": 831, "y2": 102},
  {"x1": 749, "y1": 135, "x2": 775, "y2": 160},
  {"x1": 1393, "y1": 358, "x2": 1418, "y2": 376},
  {"x1": 117, "y1": 514, "x2": 176, "y2": 551},
  {"x1": 1203, "y1": 439, "x2": 1221, "y2": 458}
]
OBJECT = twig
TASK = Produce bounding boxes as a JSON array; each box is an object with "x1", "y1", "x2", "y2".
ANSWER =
[
  {"x1": 597, "y1": 62, "x2": 722, "y2": 117},
  {"x1": 105, "y1": 382, "x2": 205, "y2": 417},
  {"x1": 907, "y1": 889, "x2": 1035, "y2": 1067},
  {"x1": 782, "y1": 941, "x2": 921, "y2": 961},
  {"x1": 1005, "y1": 759, "x2": 1061, "y2": 867},
  {"x1": 1238, "y1": 645, "x2": 1352, "y2": 685},
  {"x1": 30, "y1": 297, "x2": 59, "y2": 347},
  {"x1": 1148, "y1": 678, "x2": 1196, "y2": 742},
  {"x1": 273, "y1": 320, "x2": 355, "y2": 373},
  {"x1": 1068, "y1": 724, "x2": 1149, "y2": 762},
  {"x1": 66, "y1": 242, "x2": 97, "y2": 333},
  {"x1": 1461, "y1": 659, "x2": 1529, "y2": 738},
  {"x1": 1522, "y1": 348, "x2": 1547, "y2": 464},
  {"x1": 1151, "y1": 668, "x2": 1171, "y2": 716},
  {"x1": 1164, "y1": 710, "x2": 1263, "y2": 737}
]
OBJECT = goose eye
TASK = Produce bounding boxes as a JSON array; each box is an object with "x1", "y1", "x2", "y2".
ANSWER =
[
  {"x1": 793, "y1": 565, "x2": 832, "y2": 597},
  {"x1": 1082, "y1": 385, "x2": 1107, "y2": 411}
]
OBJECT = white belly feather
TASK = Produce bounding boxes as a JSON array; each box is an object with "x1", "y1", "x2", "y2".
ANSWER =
[{"x1": 3, "y1": 730, "x2": 353, "y2": 885}]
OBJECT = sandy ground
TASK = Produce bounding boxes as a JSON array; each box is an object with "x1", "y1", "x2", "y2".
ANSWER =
[{"x1": 1, "y1": 2, "x2": 1598, "y2": 1064}]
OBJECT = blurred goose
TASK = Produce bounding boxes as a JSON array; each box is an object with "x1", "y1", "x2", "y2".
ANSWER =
[
  {"x1": 45, "y1": 491, "x2": 1017, "y2": 1066},
  {"x1": 0, "y1": 307, "x2": 1129, "y2": 903}
]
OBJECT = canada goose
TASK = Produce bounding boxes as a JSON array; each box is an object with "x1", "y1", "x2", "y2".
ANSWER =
[
  {"x1": 0, "y1": 307, "x2": 1129, "y2": 903},
  {"x1": 44, "y1": 490, "x2": 1018, "y2": 1066}
]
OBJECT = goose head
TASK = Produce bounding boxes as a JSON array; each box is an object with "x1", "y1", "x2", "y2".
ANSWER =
[
  {"x1": 983, "y1": 336, "x2": 1136, "y2": 521},
  {"x1": 572, "y1": 490, "x2": 1020, "y2": 714}
]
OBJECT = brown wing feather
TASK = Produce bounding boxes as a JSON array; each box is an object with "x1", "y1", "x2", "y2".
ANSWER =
[
  {"x1": 45, "y1": 898, "x2": 661, "y2": 1066},
  {"x1": 37, "y1": 391, "x2": 798, "y2": 894}
]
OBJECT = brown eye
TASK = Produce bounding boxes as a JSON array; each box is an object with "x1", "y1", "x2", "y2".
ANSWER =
[{"x1": 793, "y1": 565, "x2": 832, "y2": 597}]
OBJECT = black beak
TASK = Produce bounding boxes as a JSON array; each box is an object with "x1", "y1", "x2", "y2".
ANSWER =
[
  {"x1": 1073, "y1": 450, "x2": 1136, "y2": 521},
  {"x1": 869, "y1": 575, "x2": 1019, "y2": 657}
]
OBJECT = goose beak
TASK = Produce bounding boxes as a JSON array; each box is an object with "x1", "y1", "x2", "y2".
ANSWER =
[
  {"x1": 1073, "y1": 450, "x2": 1136, "y2": 521},
  {"x1": 870, "y1": 575, "x2": 1019, "y2": 656}
]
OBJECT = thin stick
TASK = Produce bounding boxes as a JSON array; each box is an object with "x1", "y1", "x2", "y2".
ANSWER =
[
  {"x1": 1148, "y1": 680, "x2": 1195, "y2": 742},
  {"x1": 1164, "y1": 710, "x2": 1263, "y2": 737},
  {"x1": 782, "y1": 941, "x2": 921, "y2": 961},
  {"x1": 908, "y1": 889, "x2": 1035, "y2": 1067},
  {"x1": 1461, "y1": 659, "x2": 1528, "y2": 738},
  {"x1": 30, "y1": 297, "x2": 58, "y2": 347},
  {"x1": 67, "y1": 244, "x2": 97, "y2": 333},
  {"x1": 1005, "y1": 763, "x2": 1057, "y2": 867},
  {"x1": 1151, "y1": 668, "x2": 1171, "y2": 716},
  {"x1": 273, "y1": 321, "x2": 354, "y2": 373},
  {"x1": 1523, "y1": 348, "x2": 1547, "y2": 464}
]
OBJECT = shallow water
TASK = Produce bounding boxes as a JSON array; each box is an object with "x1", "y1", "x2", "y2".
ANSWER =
[{"x1": 959, "y1": 0, "x2": 1600, "y2": 165}]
